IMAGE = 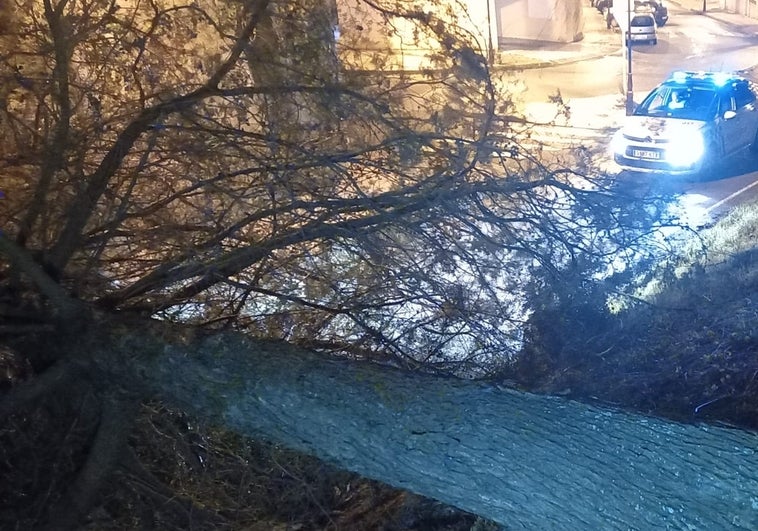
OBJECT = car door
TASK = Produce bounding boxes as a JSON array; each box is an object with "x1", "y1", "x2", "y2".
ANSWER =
[
  {"x1": 715, "y1": 91, "x2": 740, "y2": 155},
  {"x1": 731, "y1": 81, "x2": 758, "y2": 151}
]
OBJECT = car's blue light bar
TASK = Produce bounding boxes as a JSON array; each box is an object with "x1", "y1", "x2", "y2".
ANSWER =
[
  {"x1": 668, "y1": 70, "x2": 736, "y2": 86},
  {"x1": 671, "y1": 71, "x2": 688, "y2": 83},
  {"x1": 711, "y1": 72, "x2": 732, "y2": 86}
]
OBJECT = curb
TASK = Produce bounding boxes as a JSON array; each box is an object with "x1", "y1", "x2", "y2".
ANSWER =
[
  {"x1": 494, "y1": 5, "x2": 624, "y2": 70},
  {"x1": 493, "y1": 44, "x2": 622, "y2": 71}
]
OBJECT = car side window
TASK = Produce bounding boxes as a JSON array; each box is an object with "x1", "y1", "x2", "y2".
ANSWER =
[
  {"x1": 718, "y1": 93, "x2": 734, "y2": 115},
  {"x1": 647, "y1": 91, "x2": 666, "y2": 111},
  {"x1": 733, "y1": 82, "x2": 755, "y2": 108}
]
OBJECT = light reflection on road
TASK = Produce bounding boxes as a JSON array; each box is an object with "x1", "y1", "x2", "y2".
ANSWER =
[
  {"x1": 666, "y1": 192, "x2": 713, "y2": 228},
  {"x1": 611, "y1": 155, "x2": 758, "y2": 228},
  {"x1": 513, "y1": 94, "x2": 758, "y2": 228}
]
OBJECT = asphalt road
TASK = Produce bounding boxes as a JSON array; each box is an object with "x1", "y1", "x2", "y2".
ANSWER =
[
  {"x1": 612, "y1": 152, "x2": 758, "y2": 220},
  {"x1": 630, "y1": 5, "x2": 758, "y2": 93},
  {"x1": 513, "y1": 4, "x2": 758, "y2": 218},
  {"x1": 517, "y1": 4, "x2": 758, "y2": 101}
]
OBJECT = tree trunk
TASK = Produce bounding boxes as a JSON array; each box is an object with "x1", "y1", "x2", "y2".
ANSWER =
[{"x1": 90, "y1": 327, "x2": 758, "y2": 529}]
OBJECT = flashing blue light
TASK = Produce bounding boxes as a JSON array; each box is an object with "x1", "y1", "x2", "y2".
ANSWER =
[
  {"x1": 669, "y1": 70, "x2": 735, "y2": 86},
  {"x1": 711, "y1": 72, "x2": 731, "y2": 86}
]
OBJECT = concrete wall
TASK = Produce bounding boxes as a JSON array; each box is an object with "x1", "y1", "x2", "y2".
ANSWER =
[
  {"x1": 336, "y1": 0, "x2": 585, "y2": 71},
  {"x1": 495, "y1": 0, "x2": 584, "y2": 44},
  {"x1": 677, "y1": 0, "x2": 758, "y2": 18},
  {"x1": 724, "y1": 0, "x2": 758, "y2": 17},
  {"x1": 336, "y1": 0, "x2": 500, "y2": 70}
]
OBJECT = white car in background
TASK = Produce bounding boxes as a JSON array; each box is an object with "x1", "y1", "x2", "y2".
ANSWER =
[
  {"x1": 611, "y1": 71, "x2": 758, "y2": 175},
  {"x1": 628, "y1": 12, "x2": 657, "y2": 45}
]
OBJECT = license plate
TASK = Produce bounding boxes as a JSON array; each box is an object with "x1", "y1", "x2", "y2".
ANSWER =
[{"x1": 632, "y1": 149, "x2": 660, "y2": 159}]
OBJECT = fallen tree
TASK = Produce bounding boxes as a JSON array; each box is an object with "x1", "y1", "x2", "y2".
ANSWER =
[
  {"x1": 5, "y1": 0, "x2": 754, "y2": 527},
  {"x1": 7, "y1": 314, "x2": 754, "y2": 529}
]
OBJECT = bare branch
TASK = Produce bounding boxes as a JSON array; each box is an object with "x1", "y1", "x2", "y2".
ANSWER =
[
  {"x1": 0, "y1": 234, "x2": 82, "y2": 318},
  {"x1": 0, "y1": 359, "x2": 75, "y2": 421},
  {"x1": 44, "y1": 392, "x2": 140, "y2": 530},
  {"x1": 46, "y1": 0, "x2": 272, "y2": 273}
]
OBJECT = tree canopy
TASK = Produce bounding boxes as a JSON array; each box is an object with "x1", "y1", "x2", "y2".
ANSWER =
[
  {"x1": 2, "y1": 0, "x2": 744, "y2": 528},
  {"x1": 0, "y1": 0, "x2": 643, "y2": 370}
]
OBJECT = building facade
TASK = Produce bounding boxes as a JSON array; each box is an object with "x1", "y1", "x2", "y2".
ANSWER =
[{"x1": 336, "y1": 0, "x2": 585, "y2": 71}]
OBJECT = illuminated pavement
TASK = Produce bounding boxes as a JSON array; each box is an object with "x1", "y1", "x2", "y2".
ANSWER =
[
  {"x1": 496, "y1": 5, "x2": 622, "y2": 70},
  {"x1": 496, "y1": 1, "x2": 758, "y2": 71},
  {"x1": 493, "y1": 3, "x2": 758, "y2": 227}
]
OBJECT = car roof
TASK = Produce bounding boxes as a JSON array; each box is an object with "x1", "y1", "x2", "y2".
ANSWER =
[{"x1": 661, "y1": 71, "x2": 747, "y2": 89}]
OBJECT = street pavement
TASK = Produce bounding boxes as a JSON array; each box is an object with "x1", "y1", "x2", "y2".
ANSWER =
[
  {"x1": 676, "y1": 0, "x2": 758, "y2": 34},
  {"x1": 496, "y1": 1, "x2": 758, "y2": 70},
  {"x1": 491, "y1": 2, "x2": 758, "y2": 225},
  {"x1": 495, "y1": 4, "x2": 621, "y2": 69}
]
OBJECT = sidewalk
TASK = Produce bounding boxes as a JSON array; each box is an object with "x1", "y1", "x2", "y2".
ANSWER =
[
  {"x1": 670, "y1": 0, "x2": 758, "y2": 35},
  {"x1": 669, "y1": 0, "x2": 758, "y2": 78},
  {"x1": 495, "y1": 0, "x2": 758, "y2": 70},
  {"x1": 495, "y1": 4, "x2": 622, "y2": 70}
]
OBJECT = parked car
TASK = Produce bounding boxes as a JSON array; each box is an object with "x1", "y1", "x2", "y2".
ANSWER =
[
  {"x1": 604, "y1": 1, "x2": 667, "y2": 33},
  {"x1": 635, "y1": 0, "x2": 668, "y2": 26},
  {"x1": 627, "y1": 12, "x2": 657, "y2": 45},
  {"x1": 596, "y1": 0, "x2": 612, "y2": 12},
  {"x1": 611, "y1": 71, "x2": 758, "y2": 175}
]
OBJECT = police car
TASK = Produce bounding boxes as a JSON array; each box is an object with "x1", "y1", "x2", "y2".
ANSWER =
[{"x1": 611, "y1": 71, "x2": 758, "y2": 175}]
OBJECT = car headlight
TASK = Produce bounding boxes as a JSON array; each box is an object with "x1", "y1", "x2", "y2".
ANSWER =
[
  {"x1": 610, "y1": 129, "x2": 627, "y2": 155},
  {"x1": 666, "y1": 129, "x2": 705, "y2": 167}
]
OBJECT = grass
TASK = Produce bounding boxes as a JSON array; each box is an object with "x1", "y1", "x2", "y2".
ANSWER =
[
  {"x1": 504, "y1": 197, "x2": 758, "y2": 430},
  {"x1": 3, "y1": 191, "x2": 754, "y2": 530}
]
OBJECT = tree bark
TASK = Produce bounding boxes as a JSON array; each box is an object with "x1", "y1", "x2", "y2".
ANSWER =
[{"x1": 98, "y1": 327, "x2": 758, "y2": 530}]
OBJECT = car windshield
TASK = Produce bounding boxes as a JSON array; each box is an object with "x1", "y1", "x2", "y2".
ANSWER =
[
  {"x1": 635, "y1": 86, "x2": 718, "y2": 120},
  {"x1": 631, "y1": 15, "x2": 654, "y2": 26}
]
